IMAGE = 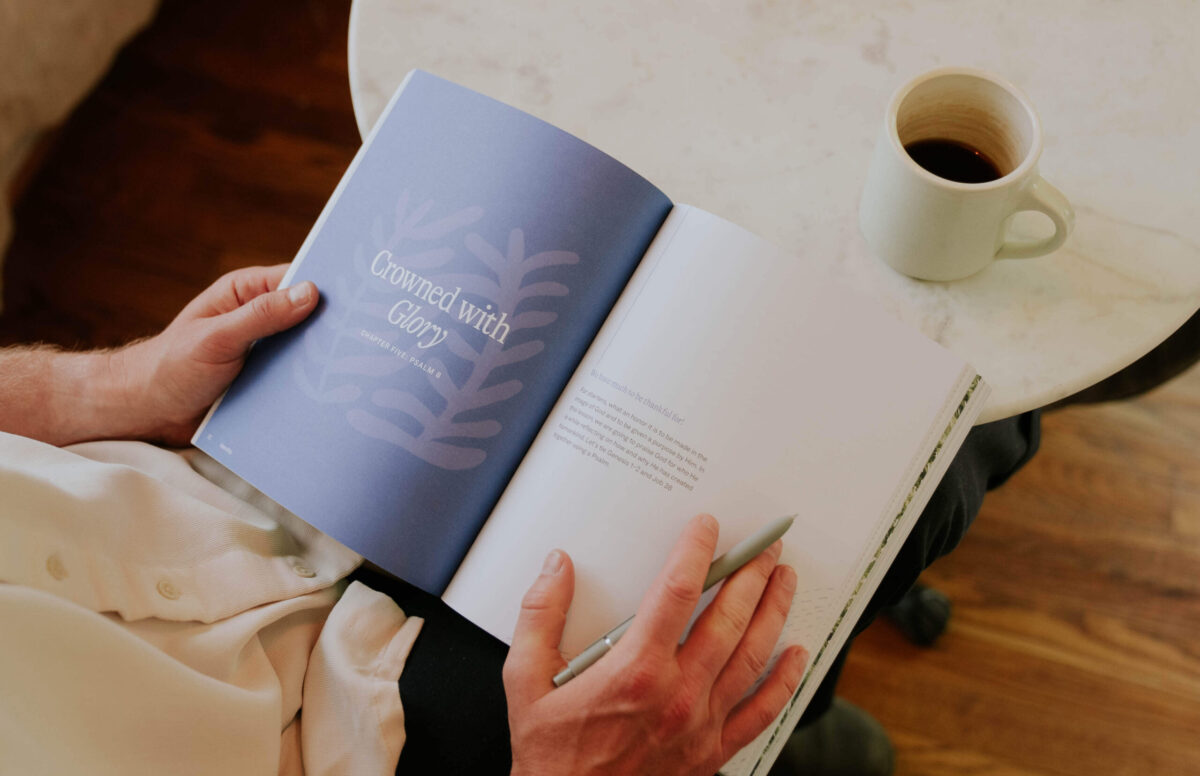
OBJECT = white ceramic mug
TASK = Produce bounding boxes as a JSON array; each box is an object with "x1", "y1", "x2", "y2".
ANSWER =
[{"x1": 859, "y1": 67, "x2": 1074, "y2": 281}]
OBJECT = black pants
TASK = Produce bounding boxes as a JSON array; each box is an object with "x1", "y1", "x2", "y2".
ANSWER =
[
  {"x1": 795, "y1": 410, "x2": 1041, "y2": 726},
  {"x1": 350, "y1": 412, "x2": 1042, "y2": 774}
]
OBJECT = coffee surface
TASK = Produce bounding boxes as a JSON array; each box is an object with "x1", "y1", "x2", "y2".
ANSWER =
[{"x1": 903, "y1": 138, "x2": 1002, "y2": 184}]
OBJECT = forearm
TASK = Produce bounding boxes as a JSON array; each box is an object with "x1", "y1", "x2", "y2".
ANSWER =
[
  {"x1": 0, "y1": 346, "x2": 143, "y2": 446},
  {"x1": 0, "y1": 267, "x2": 318, "y2": 447}
]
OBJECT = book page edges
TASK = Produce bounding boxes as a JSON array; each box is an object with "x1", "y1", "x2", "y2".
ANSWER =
[{"x1": 721, "y1": 370, "x2": 989, "y2": 776}]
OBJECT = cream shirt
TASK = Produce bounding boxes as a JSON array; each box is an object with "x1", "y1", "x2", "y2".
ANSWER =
[{"x1": 0, "y1": 431, "x2": 423, "y2": 776}]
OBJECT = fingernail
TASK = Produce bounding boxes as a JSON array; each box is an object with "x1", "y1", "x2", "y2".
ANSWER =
[
  {"x1": 696, "y1": 513, "x2": 718, "y2": 534},
  {"x1": 288, "y1": 282, "x2": 315, "y2": 306},
  {"x1": 542, "y1": 549, "x2": 564, "y2": 575},
  {"x1": 779, "y1": 565, "x2": 797, "y2": 591}
]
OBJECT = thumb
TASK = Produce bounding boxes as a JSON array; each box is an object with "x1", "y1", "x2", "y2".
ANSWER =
[
  {"x1": 503, "y1": 550, "x2": 574, "y2": 706},
  {"x1": 204, "y1": 281, "x2": 318, "y2": 362}
]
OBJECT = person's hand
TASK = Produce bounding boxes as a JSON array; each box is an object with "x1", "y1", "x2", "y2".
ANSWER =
[
  {"x1": 115, "y1": 264, "x2": 318, "y2": 444},
  {"x1": 504, "y1": 514, "x2": 808, "y2": 776}
]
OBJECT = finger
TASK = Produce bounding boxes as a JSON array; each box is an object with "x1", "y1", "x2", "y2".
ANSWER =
[
  {"x1": 720, "y1": 644, "x2": 808, "y2": 756},
  {"x1": 625, "y1": 513, "x2": 720, "y2": 659},
  {"x1": 199, "y1": 281, "x2": 318, "y2": 363},
  {"x1": 708, "y1": 564, "x2": 797, "y2": 714},
  {"x1": 676, "y1": 539, "x2": 782, "y2": 683},
  {"x1": 181, "y1": 265, "x2": 291, "y2": 319},
  {"x1": 502, "y1": 550, "x2": 575, "y2": 707}
]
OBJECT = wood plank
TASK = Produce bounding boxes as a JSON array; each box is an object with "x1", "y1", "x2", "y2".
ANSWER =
[{"x1": 843, "y1": 366, "x2": 1200, "y2": 776}]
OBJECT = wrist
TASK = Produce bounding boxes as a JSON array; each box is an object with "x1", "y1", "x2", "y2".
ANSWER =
[
  {"x1": 0, "y1": 345, "x2": 138, "y2": 446},
  {"x1": 56, "y1": 347, "x2": 147, "y2": 444},
  {"x1": 98, "y1": 345, "x2": 156, "y2": 439}
]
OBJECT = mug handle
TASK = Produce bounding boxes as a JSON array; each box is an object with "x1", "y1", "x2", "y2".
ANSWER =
[{"x1": 995, "y1": 177, "x2": 1075, "y2": 260}]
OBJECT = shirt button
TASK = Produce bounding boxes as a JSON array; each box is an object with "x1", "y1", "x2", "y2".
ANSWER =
[
  {"x1": 46, "y1": 554, "x2": 68, "y2": 581},
  {"x1": 156, "y1": 579, "x2": 181, "y2": 600},
  {"x1": 290, "y1": 558, "x2": 317, "y2": 578}
]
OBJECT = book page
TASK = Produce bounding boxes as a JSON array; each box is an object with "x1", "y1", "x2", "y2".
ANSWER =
[
  {"x1": 444, "y1": 206, "x2": 980, "y2": 663},
  {"x1": 194, "y1": 71, "x2": 671, "y2": 593}
]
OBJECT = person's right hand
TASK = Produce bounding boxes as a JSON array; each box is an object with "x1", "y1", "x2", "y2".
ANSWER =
[{"x1": 504, "y1": 513, "x2": 808, "y2": 776}]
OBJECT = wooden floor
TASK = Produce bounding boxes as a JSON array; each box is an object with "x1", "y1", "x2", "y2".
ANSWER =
[
  {"x1": 841, "y1": 373, "x2": 1200, "y2": 775},
  {"x1": 0, "y1": 0, "x2": 359, "y2": 348},
  {"x1": 2, "y1": 2, "x2": 1196, "y2": 773}
]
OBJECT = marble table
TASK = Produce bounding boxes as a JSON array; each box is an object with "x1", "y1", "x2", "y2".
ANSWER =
[{"x1": 347, "y1": 0, "x2": 1200, "y2": 424}]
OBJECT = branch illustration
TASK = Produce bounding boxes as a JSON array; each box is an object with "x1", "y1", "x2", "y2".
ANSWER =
[
  {"x1": 345, "y1": 227, "x2": 579, "y2": 470},
  {"x1": 291, "y1": 191, "x2": 482, "y2": 411}
]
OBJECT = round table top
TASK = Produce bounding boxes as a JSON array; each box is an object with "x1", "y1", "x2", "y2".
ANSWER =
[{"x1": 347, "y1": 0, "x2": 1200, "y2": 424}]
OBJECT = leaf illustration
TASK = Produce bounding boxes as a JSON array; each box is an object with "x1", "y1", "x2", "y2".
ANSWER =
[
  {"x1": 293, "y1": 191, "x2": 483, "y2": 420},
  {"x1": 304, "y1": 327, "x2": 331, "y2": 365},
  {"x1": 321, "y1": 385, "x2": 363, "y2": 403},
  {"x1": 346, "y1": 409, "x2": 487, "y2": 470},
  {"x1": 516, "y1": 281, "x2": 569, "y2": 301},
  {"x1": 442, "y1": 419, "x2": 503, "y2": 440},
  {"x1": 371, "y1": 389, "x2": 438, "y2": 426},
  {"x1": 370, "y1": 215, "x2": 386, "y2": 251},
  {"x1": 456, "y1": 379, "x2": 522, "y2": 412},
  {"x1": 432, "y1": 273, "x2": 502, "y2": 299},
  {"x1": 316, "y1": 310, "x2": 348, "y2": 334},
  {"x1": 328, "y1": 355, "x2": 406, "y2": 377},
  {"x1": 443, "y1": 330, "x2": 480, "y2": 361},
  {"x1": 402, "y1": 197, "x2": 434, "y2": 228},
  {"x1": 406, "y1": 206, "x2": 485, "y2": 240},
  {"x1": 462, "y1": 232, "x2": 508, "y2": 275},
  {"x1": 357, "y1": 302, "x2": 393, "y2": 320},
  {"x1": 511, "y1": 311, "x2": 558, "y2": 330},
  {"x1": 424, "y1": 366, "x2": 461, "y2": 403},
  {"x1": 523, "y1": 250, "x2": 581, "y2": 272},
  {"x1": 491, "y1": 340, "x2": 544, "y2": 368},
  {"x1": 337, "y1": 211, "x2": 576, "y2": 473},
  {"x1": 292, "y1": 358, "x2": 362, "y2": 403},
  {"x1": 387, "y1": 246, "x2": 456, "y2": 271}
]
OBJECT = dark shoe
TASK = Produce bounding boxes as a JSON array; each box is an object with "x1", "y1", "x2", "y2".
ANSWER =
[
  {"x1": 767, "y1": 698, "x2": 895, "y2": 776},
  {"x1": 884, "y1": 583, "x2": 952, "y2": 647}
]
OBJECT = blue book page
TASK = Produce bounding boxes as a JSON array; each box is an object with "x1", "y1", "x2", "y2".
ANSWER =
[{"x1": 196, "y1": 71, "x2": 672, "y2": 593}]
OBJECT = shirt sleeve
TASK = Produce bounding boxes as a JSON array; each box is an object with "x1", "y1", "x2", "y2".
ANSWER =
[
  {"x1": 302, "y1": 581, "x2": 424, "y2": 775},
  {"x1": 0, "y1": 431, "x2": 425, "y2": 774},
  {"x1": 0, "y1": 584, "x2": 283, "y2": 776},
  {"x1": 0, "y1": 430, "x2": 362, "y2": 622}
]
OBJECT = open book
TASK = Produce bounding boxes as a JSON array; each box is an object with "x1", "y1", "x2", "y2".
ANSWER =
[{"x1": 195, "y1": 70, "x2": 987, "y2": 774}]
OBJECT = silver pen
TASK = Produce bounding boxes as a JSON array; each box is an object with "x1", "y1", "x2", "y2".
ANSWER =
[{"x1": 552, "y1": 514, "x2": 796, "y2": 687}]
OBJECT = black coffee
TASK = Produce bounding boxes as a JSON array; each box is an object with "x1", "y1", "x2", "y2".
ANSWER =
[{"x1": 903, "y1": 138, "x2": 1002, "y2": 184}]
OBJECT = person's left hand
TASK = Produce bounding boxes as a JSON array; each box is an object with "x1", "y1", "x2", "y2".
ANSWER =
[
  {"x1": 115, "y1": 264, "x2": 318, "y2": 445},
  {"x1": 504, "y1": 514, "x2": 807, "y2": 776}
]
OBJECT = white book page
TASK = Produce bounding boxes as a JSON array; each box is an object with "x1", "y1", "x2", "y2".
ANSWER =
[{"x1": 444, "y1": 205, "x2": 975, "y2": 661}]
